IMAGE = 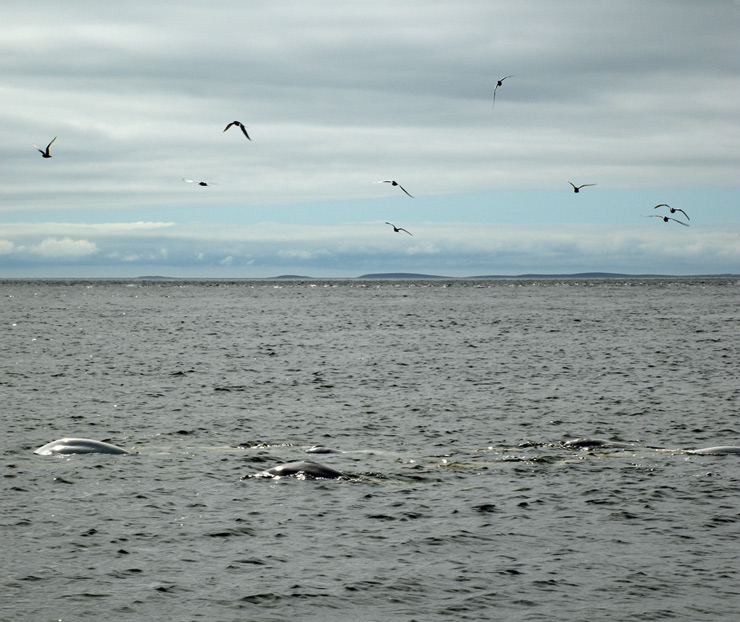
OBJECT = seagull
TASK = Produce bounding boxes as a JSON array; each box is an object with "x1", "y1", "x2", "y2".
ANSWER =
[
  {"x1": 492, "y1": 75, "x2": 513, "y2": 108},
  {"x1": 653, "y1": 204, "x2": 690, "y2": 221},
  {"x1": 223, "y1": 121, "x2": 251, "y2": 140},
  {"x1": 646, "y1": 215, "x2": 689, "y2": 227},
  {"x1": 183, "y1": 178, "x2": 216, "y2": 187},
  {"x1": 376, "y1": 180, "x2": 413, "y2": 198},
  {"x1": 568, "y1": 182, "x2": 596, "y2": 193},
  {"x1": 385, "y1": 222, "x2": 413, "y2": 236},
  {"x1": 33, "y1": 137, "x2": 57, "y2": 158}
]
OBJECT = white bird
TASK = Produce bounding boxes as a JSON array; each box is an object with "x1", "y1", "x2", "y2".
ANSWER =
[
  {"x1": 33, "y1": 136, "x2": 57, "y2": 158},
  {"x1": 223, "y1": 121, "x2": 251, "y2": 140},
  {"x1": 376, "y1": 180, "x2": 413, "y2": 198},
  {"x1": 385, "y1": 222, "x2": 413, "y2": 236},
  {"x1": 183, "y1": 178, "x2": 216, "y2": 187}
]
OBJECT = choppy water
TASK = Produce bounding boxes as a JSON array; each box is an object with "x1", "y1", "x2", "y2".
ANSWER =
[{"x1": 2, "y1": 277, "x2": 739, "y2": 622}]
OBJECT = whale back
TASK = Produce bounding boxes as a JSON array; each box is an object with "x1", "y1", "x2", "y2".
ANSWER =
[
  {"x1": 688, "y1": 446, "x2": 740, "y2": 455},
  {"x1": 253, "y1": 460, "x2": 344, "y2": 479},
  {"x1": 34, "y1": 438, "x2": 129, "y2": 455}
]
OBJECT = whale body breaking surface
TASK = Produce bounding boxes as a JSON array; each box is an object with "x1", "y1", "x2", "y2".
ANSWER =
[
  {"x1": 250, "y1": 460, "x2": 345, "y2": 479},
  {"x1": 34, "y1": 438, "x2": 130, "y2": 456}
]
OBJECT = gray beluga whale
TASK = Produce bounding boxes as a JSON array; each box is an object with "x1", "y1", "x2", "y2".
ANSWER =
[
  {"x1": 687, "y1": 446, "x2": 740, "y2": 455},
  {"x1": 250, "y1": 461, "x2": 344, "y2": 479},
  {"x1": 34, "y1": 438, "x2": 130, "y2": 455}
]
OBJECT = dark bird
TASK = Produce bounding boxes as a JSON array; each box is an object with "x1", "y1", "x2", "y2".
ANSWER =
[
  {"x1": 385, "y1": 221, "x2": 413, "y2": 236},
  {"x1": 653, "y1": 204, "x2": 690, "y2": 221},
  {"x1": 568, "y1": 181, "x2": 596, "y2": 193},
  {"x1": 646, "y1": 215, "x2": 689, "y2": 227},
  {"x1": 33, "y1": 137, "x2": 57, "y2": 158},
  {"x1": 183, "y1": 178, "x2": 215, "y2": 187},
  {"x1": 492, "y1": 75, "x2": 513, "y2": 108},
  {"x1": 376, "y1": 180, "x2": 413, "y2": 198},
  {"x1": 223, "y1": 121, "x2": 251, "y2": 140}
]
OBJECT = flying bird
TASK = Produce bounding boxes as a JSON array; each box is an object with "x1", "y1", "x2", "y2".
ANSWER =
[
  {"x1": 385, "y1": 222, "x2": 413, "y2": 236},
  {"x1": 183, "y1": 178, "x2": 216, "y2": 187},
  {"x1": 33, "y1": 137, "x2": 57, "y2": 158},
  {"x1": 568, "y1": 182, "x2": 596, "y2": 193},
  {"x1": 653, "y1": 204, "x2": 690, "y2": 221},
  {"x1": 492, "y1": 75, "x2": 513, "y2": 108},
  {"x1": 223, "y1": 121, "x2": 251, "y2": 140},
  {"x1": 376, "y1": 180, "x2": 413, "y2": 198},
  {"x1": 646, "y1": 215, "x2": 689, "y2": 227}
]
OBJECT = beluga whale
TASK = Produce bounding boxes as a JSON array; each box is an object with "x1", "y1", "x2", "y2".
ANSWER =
[
  {"x1": 248, "y1": 461, "x2": 345, "y2": 479},
  {"x1": 34, "y1": 438, "x2": 130, "y2": 455},
  {"x1": 687, "y1": 446, "x2": 740, "y2": 455}
]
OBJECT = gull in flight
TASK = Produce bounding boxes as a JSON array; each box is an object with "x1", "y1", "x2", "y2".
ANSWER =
[
  {"x1": 568, "y1": 181, "x2": 596, "y2": 193},
  {"x1": 653, "y1": 204, "x2": 690, "y2": 221},
  {"x1": 646, "y1": 215, "x2": 689, "y2": 227},
  {"x1": 376, "y1": 180, "x2": 413, "y2": 198},
  {"x1": 492, "y1": 75, "x2": 513, "y2": 108},
  {"x1": 223, "y1": 121, "x2": 251, "y2": 140},
  {"x1": 385, "y1": 222, "x2": 413, "y2": 236},
  {"x1": 183, "y1": 178, "x2": 216, "y2": 187},
  {"x1": 33, "y1": 137, "x2": 57, "y2": 158}
]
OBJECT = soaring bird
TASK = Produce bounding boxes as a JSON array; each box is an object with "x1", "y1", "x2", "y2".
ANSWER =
[
  {"x1": 646, "y1": 215, "x2": 689, "y2": 227},
  {"x1": 183, "y1": 178, "x2": 215, "y2": 187},
  {"x1": 223, "y1": 121, "x2": 251, "y2": 140},
  {"x1": 376, "y1": 180, "x2": 413, "y2": 198},
  {"x1": 385, "y1": 222, "x2": 413, "y2": 236},
  {"x1": 653, "y1": 204, "x2": 690, "y2": 221},
  {"x1": 492, "y1": 75, "x2": 513, "y2": 108},
  {"x1": 33, "y1": 137, "x2": 57, "y2": 158},
  {"x1": 568, "y1": 181, "x2": 596, "y2": 193}
]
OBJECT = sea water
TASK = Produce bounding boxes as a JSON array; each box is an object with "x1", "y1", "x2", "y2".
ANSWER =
[{"x1": 1, "y1": 278, "x2": 739, "y2": 621}]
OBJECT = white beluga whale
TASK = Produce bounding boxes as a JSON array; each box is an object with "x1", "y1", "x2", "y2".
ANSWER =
[
  {"x1": 563, "y1": 438, "x2": 635, "y2": 449},
  {"x1": 687, "y1": 446, "x2": 740, "y2": 455},
  {"x1": 34, "y1": 438, "x2": 130, "y2": 455},
  {"x1": 305, "y1": 445, "x2": 342, "y2": 454},
  {"x1": 249, "y1": 460, "x2": 344, "y2": 479}
]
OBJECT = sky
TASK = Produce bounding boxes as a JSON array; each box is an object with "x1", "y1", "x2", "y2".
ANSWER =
[{"x1": 1, "y1": 0, "x2": 739, "y2": 278}]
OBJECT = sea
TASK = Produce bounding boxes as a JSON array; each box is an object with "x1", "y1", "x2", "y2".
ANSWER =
[{"x1": 1, "y1": 277, "x2": 739, "y2": 622}]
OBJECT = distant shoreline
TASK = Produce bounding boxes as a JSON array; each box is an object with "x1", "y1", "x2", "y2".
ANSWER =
[{"x1": 2, "y1": 272, "x2": 739, "y2": 282}]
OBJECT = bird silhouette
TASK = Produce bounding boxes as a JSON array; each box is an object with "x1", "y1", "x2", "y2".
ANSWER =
[
  {"x1": 223, "y1": 121, "x2": 251, "y2": 140},
  {"x1": 646, "y1": 215, "x2": 689, "y2": 227},
  {"x1": 385, "y1": 222, "x2": 413, "y2": 236},
  {"x1": 33, "y1": 137, "x2": 57, "y2": 158},
  {"x1": 183, "y1": 178, "x2": 216, "y2": 187},
  {"x1": 653, "y1": 204, "x2": 689, "y2": 221},
  {"x1": 568, "y1": 182, "x2": 596, "y2": 193},
  {"x1": 492, "y1": 75, "x2": 513, "y2": 108},
  {"x1": 376, "y1": 180, "x2": 413, "y2": 198}
]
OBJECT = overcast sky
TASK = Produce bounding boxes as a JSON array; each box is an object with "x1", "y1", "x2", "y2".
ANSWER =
[{"x1": 2, "y1": 1, "x2": 739, "y2": 277}]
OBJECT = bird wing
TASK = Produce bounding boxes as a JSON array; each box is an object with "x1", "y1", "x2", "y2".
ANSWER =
[
  {"x1": 223, "y1": 122, "x2": 236, "y2": 132},
  {"x1": 33, "y1": 144, "x2": 43, "y2": 153},
  {"x1": 47, "y1": 136, "x2": 57, "y2": 150},
  {"x1": 397, "y1": 184, "x2": 414, "y2": 198},
  {"x1": 183, "y1": 178, "x2": 196, "y2": 183},
  {"x1": 399, "y1": 228, "x2": 413, "y2": 236},
  {"x1": 674, "y1": 208, "x2": 690, "y2": 220},
  {"x1": 581, "y1": 184, "x2": 596, "y2": 188},
  {"x1": 653, "y1": 204, "x2": 670, "y2": 209},
  {"x1": 240, "y1": 125, "x2": 251, "y2": 140},
  {"x1": 669, "y1": 218, "x2": 689, "y2": 227}
]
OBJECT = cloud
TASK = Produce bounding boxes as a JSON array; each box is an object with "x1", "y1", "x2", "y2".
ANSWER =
[
  {"x1": 31, "y1": 237, "x2": 98, "y2": 258},
  {"x1": 0, "y1": 239, "x2": 14, "y2": 255}
]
